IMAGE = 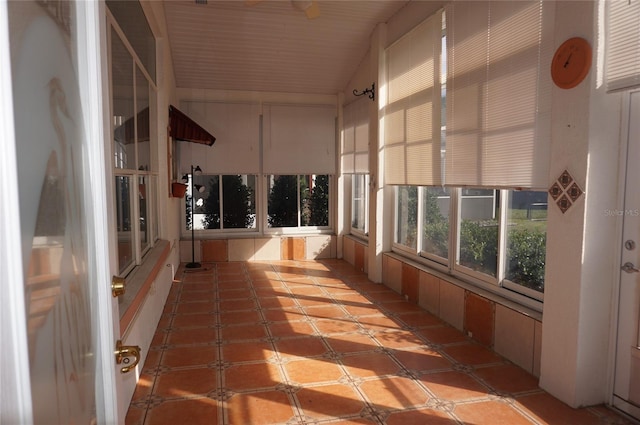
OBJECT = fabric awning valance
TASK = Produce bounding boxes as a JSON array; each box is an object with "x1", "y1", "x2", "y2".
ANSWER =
[{"x1": 169, "y1": 104, "x2": 216, "y2": 146}]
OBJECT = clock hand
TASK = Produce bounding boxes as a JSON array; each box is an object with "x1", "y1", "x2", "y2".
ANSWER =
[{"x1": 564, "y1": 53, "x2": 573, "y2": 68}]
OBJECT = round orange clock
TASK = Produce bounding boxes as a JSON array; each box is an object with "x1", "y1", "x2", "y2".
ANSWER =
[{"x1": 551, "y1": 37, "x2": 592, "y2": 89}]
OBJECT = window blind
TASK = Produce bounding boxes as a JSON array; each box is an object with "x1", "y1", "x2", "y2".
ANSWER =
[
  {"x1": 179, "y1": 101, "x2": 260, "y2": 175},
  {"x1": 341, "y1": 97, "x2": 370, "y2": 174},
  {"x1": 606, "y1": 0, "x2": 640, "y2": 92},
  {"x1": 263, "y1": 104, "x2": 336, "y2": 175},
  {"x1": 445, "y1": 1, "x2": 554, "y2": 190},
  {"x1": 383, "y1": 10, "x2": 443, "y2": 186}
]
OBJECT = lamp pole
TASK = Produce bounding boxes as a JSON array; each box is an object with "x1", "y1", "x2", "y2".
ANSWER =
[{"x1": 186, "y1": 164, "x2": 201, "y2": 268}]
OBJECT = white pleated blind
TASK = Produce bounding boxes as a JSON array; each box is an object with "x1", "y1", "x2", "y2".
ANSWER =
[
  {"x1": 179, "y1": 101, "x2": 261, "y2": 174},
  {"x1": 383, "y1": 10, "x2": 442, "y2": 186},
  {"x1": 445, "y1": 1, "x2": 554, "y2": 190},
  {"x1": 341, "y1": 97, "x2": 370, "y2": 174},
  {"x1": 263, "y1": 104, "x2": 336, "y2": 175},
  {"x1": 606, "y1": 0, "x2": 640, "y2": 92}
]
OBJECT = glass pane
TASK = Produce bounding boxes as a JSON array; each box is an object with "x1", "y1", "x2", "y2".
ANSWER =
[
  {"x1": 115, "y1": 176, "x2": 133, "y2": 273},
  {"x1": 186, "y1": 174, "x2": 218, "y2": 230},
  {"x1": 222, "y1": 175, "x2": 256, "y2": 229},
  {"x1": 106, "y1": 0, "x2": 156, "y2": 83},
  {"x1": 396, "y1": 186, "x2": 418, "y2": 249},
  {"x1": 111, "y1": 29, "x2": 135, "y2": 169},
  {"x1": 352, "y1": 174, "x2": 368, "y2": 233},
  {"x1": 136, "y1": 66, "x2": 150, "y2": 171},
  {"x1": 458, "y1": 189, "x2": 499, "y2": 276},
  {"x1": 506, "y1": 190, "x2": 547, "y2": 292},
  {"x1": 305, "y1": 174, "x2": 330, "y2": 227},
  {"x1": 268, "y1": 175, "x2": 298, "y2": 227},
  {"x1": 139, "y1": 176, "x2": 148, "y2": 252},
  {"x1": 422, "y1": 187, "x2": 450, "y2": 259}
]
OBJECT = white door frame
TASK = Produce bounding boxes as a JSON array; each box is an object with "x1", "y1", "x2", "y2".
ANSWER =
[
  {"x1": 0, "y1": 1, "x2": 119, "y2": 423},
  {"x1": 611, "y1": 89, "x2": 640, "y2": 420},
  {"x1": 0, "y1": 2, "x2": 33, "y2": 422}
]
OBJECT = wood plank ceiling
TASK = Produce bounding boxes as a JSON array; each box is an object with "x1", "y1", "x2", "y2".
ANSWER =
[{"x1": 163, "y1": 0, "x2": 412, "y2": 95}]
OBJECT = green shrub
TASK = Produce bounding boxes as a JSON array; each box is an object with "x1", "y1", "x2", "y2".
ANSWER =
[
  {"x1": 459, "y1": 220, "x2": 498, "y2": 275},
  {"x1": 507, "y1": 228, "x2": 546, "y2": 292}
]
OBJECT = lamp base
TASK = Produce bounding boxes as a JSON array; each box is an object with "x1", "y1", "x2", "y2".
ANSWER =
[{"x1": 185, "y1": 262, "x2": 201, "y2": 269}]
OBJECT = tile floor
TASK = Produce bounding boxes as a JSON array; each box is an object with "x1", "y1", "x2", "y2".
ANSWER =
[{"x1": 126, "y1": 259, "x2": 635, "y2": 425}]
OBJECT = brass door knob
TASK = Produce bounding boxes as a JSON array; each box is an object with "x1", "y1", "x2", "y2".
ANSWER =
[
  {"x1": 112, "y1": 276, "x2": 126, "y2": 297},
  {"x1": 114, "y1": 340, "x2": 141, "y2": 374}
]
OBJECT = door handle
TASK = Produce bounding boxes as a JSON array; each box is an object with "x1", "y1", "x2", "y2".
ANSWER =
[
  {"x1": 621, "y1": 262, "x2": 640, "y2": 274},
  {"x1": 115, "y1": 340, "x2": 141, "y2": 374}
]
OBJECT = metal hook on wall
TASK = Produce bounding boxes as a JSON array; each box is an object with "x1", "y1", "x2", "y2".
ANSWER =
[{"x1": 353, "y1": 83, "x2": 375, "y2": 101}]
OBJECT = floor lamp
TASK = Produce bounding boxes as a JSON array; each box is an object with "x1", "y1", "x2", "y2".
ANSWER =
[{"x1": 186, "y1": 165, "x2": 204, "y2": 268}]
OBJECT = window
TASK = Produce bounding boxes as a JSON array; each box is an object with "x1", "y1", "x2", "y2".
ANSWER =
[
  {"x1": 186, "y1": 174, "x2": 257, "y2": 231},
  {"x1": 394, "y1": 187, "x2": 546, "y2": 301},
  {"x1": 267, "y1": 175, "x2": 331, "y2": 230},
  {"x1": 109, "y1": 8, "x2": 158, "y2": 276},
  {"x1": 351, "y1": 174, "x2": 369, "y2": 236}
]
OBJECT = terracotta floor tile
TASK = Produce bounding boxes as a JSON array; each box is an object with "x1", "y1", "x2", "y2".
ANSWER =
[
  {"x1": 297, "y1": 384, "x2": 365, "y2": 420},
  {"x1": 326, "y1": 333, "x2": 379, "y2": 354},
  {"x1": 124, "y1": 405, "x2": 145, "y2": 425},
  {"x1": 333, "y1": 293, "x2": 373, "y2": 305},
  {"x1": 442, "y1": 343, "x2": 505, "y2": 366},
  {"x1": 217, "y1": 288, "x2": 253, "y2": 300},
  {"x1": 454, "y1": 400, "x2": 533, "y2": 425},
  {"x1": 294, "y1": 296, "x2": 335, "y2": 308},
  {"x1": 359, "y1": 376, "x2": 429, "y2": 410},
  {"x1": 515, "y1": 393, "x2": 603, "y2": 425},
  {"x1": 161, "y1": 345, "x2": 217, "y2": 368},
  {"x1": 342, "y1": 304, "x2": 382, "y2": 317},
  {"x1": 365, "y1": 291, "x2": 405, "y2": 303},
  {"x1": 258, "y1": 296, "x2": 298, "y2": 309},
  {"x1": 396, "y1": 311, "x2": 442, "y2": 328},
  {"x1": 275, "y1": 336, "x2": 327, "y2": 359},
  {"x1": 248, "y1": 270, "x2": 280, "y2": 280},
  {"x1": 380, "y1": 301, "x2": 425, "y2": 314},
  {"x1": 268, "y1": 321, "x2": 316, "y2": 338},
  {"x1": 179, "y1": 291, "x2": 216, "y2": 302},
  {"x1": 285, "y1": 358, "x2": 343, "y2": 384},
  {"x1": 314, "y1": 318, "x2": 362, "y2": 334},
  {"x1": 418, "y1": 326, "x2": 468, "y2": 344},
  {"x1": 474, "y1": 364, "x2": 539, "y2": 394},
  {"x1": 155, "y1": 314, "x2": 172, "y2": 330},
  {"x1": 222, "y1": 340, "x2": 275, "y2": 363},
  {"x1": 220, "y1": 323, "x2": 267, "y2": 341},
  {"x1": 142, "y1": 349, "x2": 162, "y2": 370},
  {"x1": 393, "y1": 347, "x2": 453, "y2": 372},
  {"x1": 225, "y1": 391, "x2": 295, "y2": 425},
  {"x1": 251, "y1": 278, "x2": 286, "y2": 288},
  {"x1": 224, "y1": 362, "x2": 283, "y2": 391},
  {"x1": 217, "y1": 298, "x2": 256, "y2": 311},
  {"x1": 341, "y1": 352, "x2": 400, "y2": 378},
  {"x1": 374, "y1": 330, "x2": 424, "y2": 348},
  {"x1": 130, "y1": 373, "x2": 155, "y2": 403},
  {"x1": 180, "y1": 283, "x2": 215, "y2": 292},
  {"x1": 144, "y1": 398, "x2": 218, "y2": 425},
  {"x1": 219, "y1": 309, "x2": 261, "y2": 325},
  {"x1": 172, "y1": 313, "x2": 217, "y2": 328},
  {"x1": 358, "y1": 316, "x2": 404, "y2": 332},
  {"x1": 150, "y1": 330, "x2": 166, "y2": 347},
  {"x1": 262, "y1": 307, "x2": 306, "y2": 322},
  {"x1": 252, "y1": 286, "x2": 286, "y2": 297},
  {"x1": 154, "y1": 368, "x2": 217, "y2": 399},
  {"x1": 175, "y1": 301, "x2": 216, "y2": 314},
  {"x1": 167, "y1": 327, "x2": 217, "y2": 345},
  {"x1": 386, "y1": 408, "x2": 458, "y2": 425},
  {"x1": 288, "y1": 286, "x2": 327, "y2": 297},
  {"x1": 329, "y1": 419, "x2": 378, "y2": 425},
  {"x1": 304, "y1": 305, "x2": 348, "y2": 320},
  {"x1": 419, "y1": 371, "x2": 489, "y2": 401}
]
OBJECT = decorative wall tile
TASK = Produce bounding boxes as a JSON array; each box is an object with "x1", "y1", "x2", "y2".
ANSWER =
[
  {"x1": 464, "y1": 293, "x2": 495, "y2": 347},
  {"x1": 401, "y1": 263, "x2": 420, "y2": 304},
  {"x1": 549, "y1": 169, "x2": 583, "y2": 214}
]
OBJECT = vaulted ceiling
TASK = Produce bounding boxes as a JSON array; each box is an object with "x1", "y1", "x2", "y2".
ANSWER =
[{"x1": 163, "y1": 0, "x2": 412, "y2": 95}]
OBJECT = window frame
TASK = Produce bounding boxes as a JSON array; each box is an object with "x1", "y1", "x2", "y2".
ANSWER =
[
  {"x1": 350, "y1": 174, "x2": 369, "y2": 239},
  {"x1": 108, "y1": 10, "x2": 159, "y2": 277},
  {"x1": 263, "y1": 174, "x2": 333, "y2": 235},
  {"x1": 392, "y1": 186, "x2": 545, "y2": 308}
]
